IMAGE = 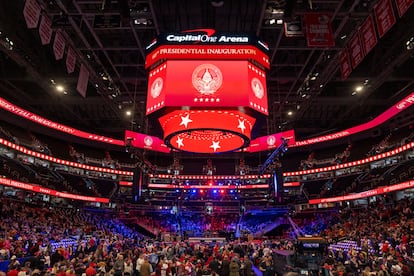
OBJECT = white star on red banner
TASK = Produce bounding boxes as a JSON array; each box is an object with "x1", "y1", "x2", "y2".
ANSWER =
[
  {"x1": 176, "y1": 137, "x2": 184, "y2": 148},
  {"x1": 179, "y1": 114, "x2": 193, "y2": 128},
  {"x1": 237, "y1": 119, "x2": 246, "y2": 133},
  {"x1": 209, "y1": 141, "x2": 221, "y2": 152}
]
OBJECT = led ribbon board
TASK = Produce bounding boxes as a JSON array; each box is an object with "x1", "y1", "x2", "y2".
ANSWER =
[{"x1": 0, "y1": 177, "x2": 109, "y2": 203}]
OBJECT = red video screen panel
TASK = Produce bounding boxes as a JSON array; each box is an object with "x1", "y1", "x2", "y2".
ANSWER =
[
  {"x1": 146, "y1": 60, "x2": 268, "y2": 115},
  {"x1": 248, "y1": 130, "x2": 296, "y2": 152},
  {"x1": 125, "y1": 130, "x2": 170, "y2": 153}
]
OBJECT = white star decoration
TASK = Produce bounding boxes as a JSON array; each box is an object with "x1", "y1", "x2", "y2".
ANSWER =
[
  {"x1": 210, "y1": 141, "x2": 221, "y2": 152},
  {"x1": 237, "y1": 119, "x2": 246, "y2": 133},
  {"x1": 176, "y1": 137, "x2": 184, "y2": 148},
  {"x1": 179, "y1": 114, "x2": 193, "y2": 128}
]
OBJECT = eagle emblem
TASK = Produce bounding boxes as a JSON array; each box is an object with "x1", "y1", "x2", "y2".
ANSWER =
[{"x1": 192, "y1": 64, "x2": 223, "y2": 95}]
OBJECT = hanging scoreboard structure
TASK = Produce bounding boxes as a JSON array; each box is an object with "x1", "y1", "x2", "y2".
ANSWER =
[{"x1": 144, "y1": 29, "x2": 271, "y2": 153}]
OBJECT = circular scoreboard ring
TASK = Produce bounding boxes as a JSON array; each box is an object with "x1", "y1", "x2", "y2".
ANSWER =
[{"x1": 159, "y1": 110, "x2": 255, "y2": 153}]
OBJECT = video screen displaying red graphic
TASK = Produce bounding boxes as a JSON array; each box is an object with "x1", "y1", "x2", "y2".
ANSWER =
[
  {"x1": 125, "y1": 130, "x2": 170, "y2": 153},
  {"x1": 248, "y1": 130, "x2": 295, "y2": 152},
  {"x1": 146, "y1": 60, "x2": 268, "y2": 115}
]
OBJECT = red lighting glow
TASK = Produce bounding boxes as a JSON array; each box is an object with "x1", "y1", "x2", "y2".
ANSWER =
[
  {"x1": 118, "y1": 181, "x2": 133, "y2": 186},
  {"x1": 283, "y1": 182, "x2": 300, "y2": 187}
]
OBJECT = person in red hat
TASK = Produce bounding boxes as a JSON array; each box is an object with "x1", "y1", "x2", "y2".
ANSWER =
[{"x1": 85, "y1": 263, "x2": 97, "y2": 276}]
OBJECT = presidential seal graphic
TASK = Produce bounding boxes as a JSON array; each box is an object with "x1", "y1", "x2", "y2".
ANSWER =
[
  {"x1": 267, "y1": 135, "x2": 276, "y2": 146},
  {"x1": 192, "y1": 64, "x2": 223, "y2": 95},
  {"x1": 251, "y1": 77, "x2": 264, "y2": 99},
  {"x1": 144, "y1": 136, "x2": 154, "y2": 147},
  {"x1": 150, "y1": 77, "x2": 163, "y2": 98}
]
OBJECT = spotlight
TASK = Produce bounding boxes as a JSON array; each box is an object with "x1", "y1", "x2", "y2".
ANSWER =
[
  {"x1": 355, "y1": 86, "x2": 363, "y2": 92},
  {"x1": 406, "y1": 36, "x2": 414, "y2": 50},
  {"x1": 287, "y1": 111, "x2": 293, "y2": 116},
  {"x1": 126, "y1": 110, "x2": 132, "y2": 116},
  {"x1": 56, "y1": 85, "x2": 64, "y2": 92},
  {"x1": 211, "y1": 1, "x2": 224, "y2": 7}
]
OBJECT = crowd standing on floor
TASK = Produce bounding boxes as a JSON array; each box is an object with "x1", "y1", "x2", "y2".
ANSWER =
[{"x1": 1, "y1": 194, "x2": 414, "y2": 275}]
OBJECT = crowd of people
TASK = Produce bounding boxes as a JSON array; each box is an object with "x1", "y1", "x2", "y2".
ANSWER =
[{"x1": 1, "y1": 191, "x2": 414, "y2": 275}]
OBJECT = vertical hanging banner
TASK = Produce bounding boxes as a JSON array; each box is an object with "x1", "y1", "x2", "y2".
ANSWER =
[
  {"x1": 38, "y1": 15, "x2": 53, "y2": 45},
  {"x1": 76, "y1": 64, "x2": 89, "y2": 98},
  {"x1": 374, "y1": 0, "x2": 397, "y2": 38},
  {"x1": 66, "y1": 47, "x2": 76, "y2": 74},
  {"x1": 394, "y1": 0, "x2": 413, "y2": 17},
  {"x1": 339, "y1": 49, "x2": 352, "y2": 80},
  {"x1": 349, "y1": 32, "x2": 365, "y2": 69},
  {"x1": 360, "y1": 15, "x2": 378, "y2": 55},
  {"x1": 23, "y1": 0, "x2": 41, "y2": 29},
  {"x1": 304, "y1": 13, "x2": 335, "y2": 47},
  {"x1": 53, "y1": 31, "x2": 66, "y2": 60}
]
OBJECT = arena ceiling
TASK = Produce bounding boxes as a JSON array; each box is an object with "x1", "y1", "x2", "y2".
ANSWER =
[{"x1": 0, "y1": 0, "x2": 414, "y2": 151}]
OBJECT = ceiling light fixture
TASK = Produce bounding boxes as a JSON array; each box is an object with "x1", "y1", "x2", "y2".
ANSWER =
[
  {"x1": 211, "y1": 1, "x2": 224, "y2": 7},
  {"x1": 355, "y1": 86, "x2": 363, "y2": 92},
  {"x1": 56, "y1": 85, "x2": 64, "y2": 92},
  {"x1": 406, "y1": 36, "x2": 414, "y2": 50},
  {"x1": 126, "y1": 110, "x2": 132, "y2": 116}
]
